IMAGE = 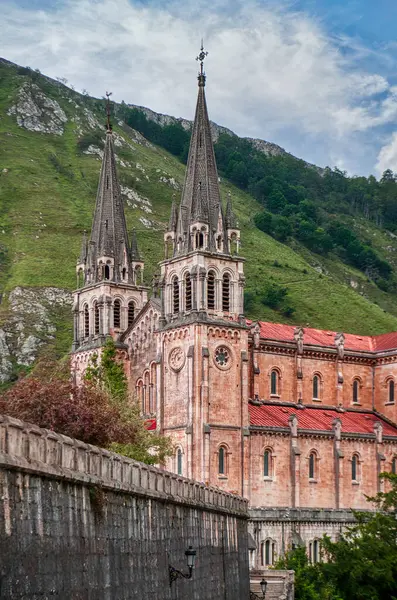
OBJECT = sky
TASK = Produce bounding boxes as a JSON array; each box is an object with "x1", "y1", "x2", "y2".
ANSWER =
[{"x1": 3, "y1": 0, "x2": 397, "y2": 177}]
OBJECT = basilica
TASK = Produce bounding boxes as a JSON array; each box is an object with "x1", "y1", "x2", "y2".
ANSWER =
[{"x1": 71, "y1": 50, "x2": 397, "y2": 569}]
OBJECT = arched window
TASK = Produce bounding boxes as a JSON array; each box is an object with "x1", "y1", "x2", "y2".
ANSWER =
[
  {"x1": 177, "y1": 448, "x2": 182, "y2": 476},
  {"x1": 353, "y1": 379, "x2": 359, "y2": 404},
  {"x1": 264, "y1": 449, "x2": 272, "y2": 478},
  {"x1": 195, "y1": 231, "x2": 204, "y2": 249},
  {"x1": 84, "y1": 305, "x2": 89, "y2": 338},
  {"x1": 392, "y1": 457, "x2": 397, "y2": 475},
  {"x1": 218, "y1": 446, "x2": 226, "y2": 475},
  {"x1": 352, "y1": 454, "x2": 359, "y2": 481},
  {"x1": 122, "y1": 267, "x2": 127, "y2": 280},
  {"x1": 172, "y1": 276, "x2": 179, "y2": 314},
  {"x1": 261, "y1": 540, "x2": 276, "y2": 566},
  {"x1": 207, "y1": 270, "x2": 215, "y2": 310},
  {"x1": 309, "y1": 540, "x2": 320, "y2": 564},
  {"x1": 94, "y1": 302, "x2": 100, "y2": 335},
  {"x1": 309, "y1": 452, "x2": 316, "y2": 479},
  {"x1": 137, "y1": 380, "x2": 144, "y2": 412},
  {"x1": 113, "y1": 299, "x2": 121, "y2": 329},
  {"x1": 128, "y1": 301, "x2": 135, "y2": 327},
  {"x1": 104, "y1": 264, "x2": 110, "y2": 279},
  {"x1": 222, "y1": 273, "x2": 230, "y2": 311},
  {"x1": 313, "y1": 375, "x2": 320, "y2": 400},
  {"x1": 270, "y1": 369, "x2": 279, "y2": 396},
  {"x1": 217, "y1": 235, "x2": 222, "y2": 251},
  {"x1": 185, "y1": 272, "x2": 192, "y2": 311},
  {"x1": 389, "y1": 380, "x2": 395, "y2": 404}
]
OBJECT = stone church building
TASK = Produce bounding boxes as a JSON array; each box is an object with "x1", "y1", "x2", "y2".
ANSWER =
[{"x1": 71, "y1": 51, "x2": 397, "y2": 569}]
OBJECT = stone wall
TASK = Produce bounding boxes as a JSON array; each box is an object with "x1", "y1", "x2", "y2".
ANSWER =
[{"x1": 0, "y1": 415, "x2": 249, "y2": 599}]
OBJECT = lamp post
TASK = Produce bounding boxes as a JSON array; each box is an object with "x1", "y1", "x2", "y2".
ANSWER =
[
  {"x1": 169, "y1": 546, "x2": 197, "y2": 586},
  {"x1": 250, "y1": 578, "x2": 267, "y2": 599}
]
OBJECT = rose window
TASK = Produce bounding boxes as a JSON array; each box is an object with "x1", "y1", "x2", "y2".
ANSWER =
[{"x1": 214, "y1": 346, "x2": 232, "y2": 369}]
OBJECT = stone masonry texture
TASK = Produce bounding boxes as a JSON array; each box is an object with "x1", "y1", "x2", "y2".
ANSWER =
[{"x1": 0, "y1": 415, "x2": 249, "y2": 600}]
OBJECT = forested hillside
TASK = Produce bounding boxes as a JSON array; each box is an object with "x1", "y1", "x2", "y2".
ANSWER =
[{"x1": 2, "y1": 57, "x2": 397, "y2": 382}]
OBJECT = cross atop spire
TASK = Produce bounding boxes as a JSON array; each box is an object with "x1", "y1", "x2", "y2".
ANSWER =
[
  {"x1": 106, "y1": 91, "x2": 112, "y2": 132},
  {"x1": 196, "y1": 40, "x2": 208, "y2": 85}
]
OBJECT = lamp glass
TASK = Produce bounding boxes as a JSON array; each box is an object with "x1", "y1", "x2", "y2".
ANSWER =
[
  {"x1": 260, "y1": 579, "x2": 267, "y2": 594},
  {"x1": 185, "y1": 546, "x2": 196, "y2": 569}
]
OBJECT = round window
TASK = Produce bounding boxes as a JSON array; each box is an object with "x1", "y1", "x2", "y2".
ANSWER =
[{"x1": 214, "y1": 345, "x2": 232, "y2": 370}]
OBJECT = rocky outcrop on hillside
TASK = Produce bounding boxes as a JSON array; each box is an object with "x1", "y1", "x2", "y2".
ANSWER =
[
  {"x1": 7, "y1": 82, "x2": 68, "y2": 135},
  {"x1": 129, "y1": 103, "x2": 289, "y2": 156},
  {"x1": 0, "y1": 287, "x2": 72, "y2": 383}
]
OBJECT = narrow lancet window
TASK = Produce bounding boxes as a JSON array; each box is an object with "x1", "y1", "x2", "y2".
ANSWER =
[
  {"x1": 353, "y1": 379, "x2": 359, "y2": 403},
  {"x1": 113, "y1": 299, "x2": 121, "y2": 329},
  {"x1": 313, "y1": 375, "x2": 319, "y2": 399},
  {"x1": 207, "y1": 270, "x2": 215, "y2": 310},
  {"x1": 84, "y1": 305, "x2": 89, "y2": 338},
  {"x1": 222, "y1": 273, "x2": 230, "y2": 311},
  {"x1": 389, "y1": 380, "x2": 395, "y2": 404},
  {"x1": 185, "y1": 273, "x2": 192, "y2": 311},
  {"x1": 128, "y1": 302, "x2": 135, "y2": 327},
  {"x1": 172, "y1": 277, "x2": 179, "y2": 314},
  {"x1": 94, "y1": 302, "x2": 100, "y2": 335},
  {"x1": 177, "y1": 448, "x2": 182, "y2": 476}
]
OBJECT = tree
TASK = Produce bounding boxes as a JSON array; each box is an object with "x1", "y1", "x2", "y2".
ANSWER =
[
  {"x1": 0, "y1": 376, "x2": 128, "y2": 447},
  {"x1": 278, "y1": 474, "x2": 397, "y2": 600},
  {"x1": 319, "y1": 473, "x2": 397, "y2": 600},
  {"x1": 0, "y1": 341, "x2": 172, "y2": 466},
  {"x1": 85, "y1": 338, "x2": 172, "y2": 465},
  {"x1": 275, "y1": 546, "x2": 340, "y2": 600}
]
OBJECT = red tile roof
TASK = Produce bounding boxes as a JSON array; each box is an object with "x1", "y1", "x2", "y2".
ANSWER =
[
  {"x1": 249, "y1": 403, "x2": 397, "y2": 436},
  {"x1": 256, "y1": 321, "x2": 397, "y2": 353}
]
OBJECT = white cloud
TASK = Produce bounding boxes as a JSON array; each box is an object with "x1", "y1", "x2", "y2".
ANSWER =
[
  {"x1": 2, "y1": 0, "x2": 397, "y2": 175},
  {"x1": 376, "y1": 132, "x2": 397, "y2": 176}
]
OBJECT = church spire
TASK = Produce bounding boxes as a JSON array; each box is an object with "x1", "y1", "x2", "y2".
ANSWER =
[
  {"x1": 77, "y1": 92, "x2": 142, "y2": 286},
  {"x1": 174, "y1": 43, "x2": 224, "y2": 253}
]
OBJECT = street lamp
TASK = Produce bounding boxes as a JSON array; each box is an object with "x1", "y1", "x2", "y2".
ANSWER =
[
  {"x1": 169, "y1": 546, "x2": 197, "y2": 586},
  {"x1": 250, "y1": 578, "x2": 267, "y2": 599}
]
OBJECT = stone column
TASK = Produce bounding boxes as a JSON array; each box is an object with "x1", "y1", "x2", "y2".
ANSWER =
[
  {"x1": 199, "y1": 269, "x2": 206, "y2": 313},
  {"x1": 335, "y1": 332, "x2": 345, "y2": 406},
  {"x1": 201, "y1": 346, "x2": 210, "y2": 482},
  {"x1": 374, "y1": 421, "x2": 385, "y2": 493},
  {"x1": 241, "y1": 349, "x2": 250, "y2": 498},
  {"x1": 294, "y1": 327, "x2": 304, "y2": 403},
  {"x1": 191, "y1": 269, "x2": 198, "y2": 312},
  {"x1": 186, "y1": 345, "x2": 194, "y2": 479},
  {"x1": 251, "y1": 324, "x2": 261, "y2": 399},
  {"x1": 72, "y1": 300, "x2": 79, "y2": 351},
  {"x1": 332, "y1": 418, "x2": 343, "y2": 509},
  {"x1": 238, "y1": 277, "x2": 245, "y2": 317},
  {"x1": 289, "y1": 414, "x2": 300, "y2": 508}
]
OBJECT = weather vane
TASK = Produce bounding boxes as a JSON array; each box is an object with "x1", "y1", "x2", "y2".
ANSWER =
[
  {"x1": 105, "y1": 91, "x2": 112, "y2": 132},
  {"x1": 196, "y1": 40, "x2": 208, "y2": 75}
]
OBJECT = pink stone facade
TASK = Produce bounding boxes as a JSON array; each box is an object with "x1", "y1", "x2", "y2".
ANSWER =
[{"x1": 70, "y1": 54, "x2": 397, "y2": 568}]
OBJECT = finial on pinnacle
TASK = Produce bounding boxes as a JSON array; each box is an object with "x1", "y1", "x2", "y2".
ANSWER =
[
  {"x1": 196, "y1": 40, "x2": 208, "y2": 85},
  {"x1": 105, "y1": 91, "x2": 113, "y2": 132}
]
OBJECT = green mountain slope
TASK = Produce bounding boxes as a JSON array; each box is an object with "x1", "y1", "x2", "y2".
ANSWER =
[{"x1": 1, "y1": 57, "x2": 397, "y2": 381}]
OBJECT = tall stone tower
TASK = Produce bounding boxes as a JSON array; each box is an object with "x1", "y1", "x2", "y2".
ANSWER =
[
  {"x1": 159, "y1": 46, "x2": 250, "y2": 494},
  {"x1": 71, "y1": 96, "x2": 148, "y2": 379}
]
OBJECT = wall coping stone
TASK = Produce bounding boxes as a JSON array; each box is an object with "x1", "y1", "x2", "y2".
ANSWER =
[
  {"x1": 0, "y1": 414, "x2": 248, "y2": 517},
  {"x1": 248, "y1": 507, "x2": 362, "y2": 522}
]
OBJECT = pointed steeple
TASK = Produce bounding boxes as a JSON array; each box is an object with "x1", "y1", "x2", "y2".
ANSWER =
[
  {"x1": 130, "y1": 228, "x2": 141, "y2": 261},
  {"x1": 168, "y1": 194, "x2": 178, "y2": 232},
  {"x1": 178, "y1": 43, "x2": 223, "y2": 252},
  {"x1": 225, "y1": 191, "x2": 237, "y2": 229},
  {"x1": 77, "y1": 91, "x2": 144, "y2": 286},
  {"x1": 79, "y1": 230, "x2": 88, "y2": 265}
]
